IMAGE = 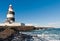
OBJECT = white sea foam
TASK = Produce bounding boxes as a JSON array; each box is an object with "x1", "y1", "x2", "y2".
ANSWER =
[{"x1": 36, "y1": 34, "x2": 60, "y2": 41}]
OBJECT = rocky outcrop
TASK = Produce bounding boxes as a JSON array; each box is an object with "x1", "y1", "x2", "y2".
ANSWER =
[
  {"x1": 0, "y1": 28, "x2": 15, "y2": 39},
  {"x1": 0, "y1": 26, "x2": 35, "y2": 40}
]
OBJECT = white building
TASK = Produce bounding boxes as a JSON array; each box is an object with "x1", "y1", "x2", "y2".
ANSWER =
[{"x1": 0, "y1": 4, "x2": 26, "y2": 26}]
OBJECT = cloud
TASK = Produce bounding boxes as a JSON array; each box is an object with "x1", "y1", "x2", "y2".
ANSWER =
[
  {"x1": 33, "y1": 22, "x2": 60, "y2": 28},
  {"x1": 25, "y1": 22, "x2": 60, "y2": 28},
  {"x1": 32, "y1": 24, "x2": 52, "y2": 27},
  {"x1": 48, "y1": 22, "x2": 60, "y2": 27}
]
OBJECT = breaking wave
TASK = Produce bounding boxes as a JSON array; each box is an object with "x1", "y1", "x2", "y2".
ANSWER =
[{"x1": 11, "y1": 28, "x2": 60, "y2": 41}]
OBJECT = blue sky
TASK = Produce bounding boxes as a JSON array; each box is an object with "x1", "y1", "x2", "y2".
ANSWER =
[{"x1": 0, "y1": 0, "x2": 60, "y2": 27}]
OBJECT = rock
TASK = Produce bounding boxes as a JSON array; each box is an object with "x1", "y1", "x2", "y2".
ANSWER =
[{"x1": 0, "y1": 28, "x2": 15, "y2": 39}]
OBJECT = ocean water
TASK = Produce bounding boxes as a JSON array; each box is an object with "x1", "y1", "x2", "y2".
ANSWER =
[{"x1": 12, "y1": 28, "x2": 60, "y2": 41}]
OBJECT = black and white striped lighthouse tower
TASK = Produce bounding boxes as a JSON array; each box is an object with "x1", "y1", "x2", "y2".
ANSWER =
[{"x1": 6, "y1": 4, "x2": 15, "y2": 23}]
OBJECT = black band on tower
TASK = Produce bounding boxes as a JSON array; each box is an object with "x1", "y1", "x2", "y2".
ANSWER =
[
  {"x1": 8, "y1": 11, "x2": 15, "y2": 15},
  {"x1": 7, "y1": 18, "x2": 15, "y2": 22}
]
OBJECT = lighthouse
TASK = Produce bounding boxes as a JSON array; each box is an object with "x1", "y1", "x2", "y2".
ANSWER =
[{"x1": 6, "y1": 4, "x2": 15, "y2": 23}]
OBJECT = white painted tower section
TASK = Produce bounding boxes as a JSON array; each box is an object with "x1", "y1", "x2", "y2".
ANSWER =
[
  {"x1": 9, "y1": 4, "x2": 13, "y2": 11},
  {"x1": 7, "y1": 4, "x2": 14, "y2": 18}
]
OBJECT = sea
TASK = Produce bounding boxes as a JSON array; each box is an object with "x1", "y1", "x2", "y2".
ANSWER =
[{"x1": 11, "y1": 28, "x2": 60, "y2": 41}]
